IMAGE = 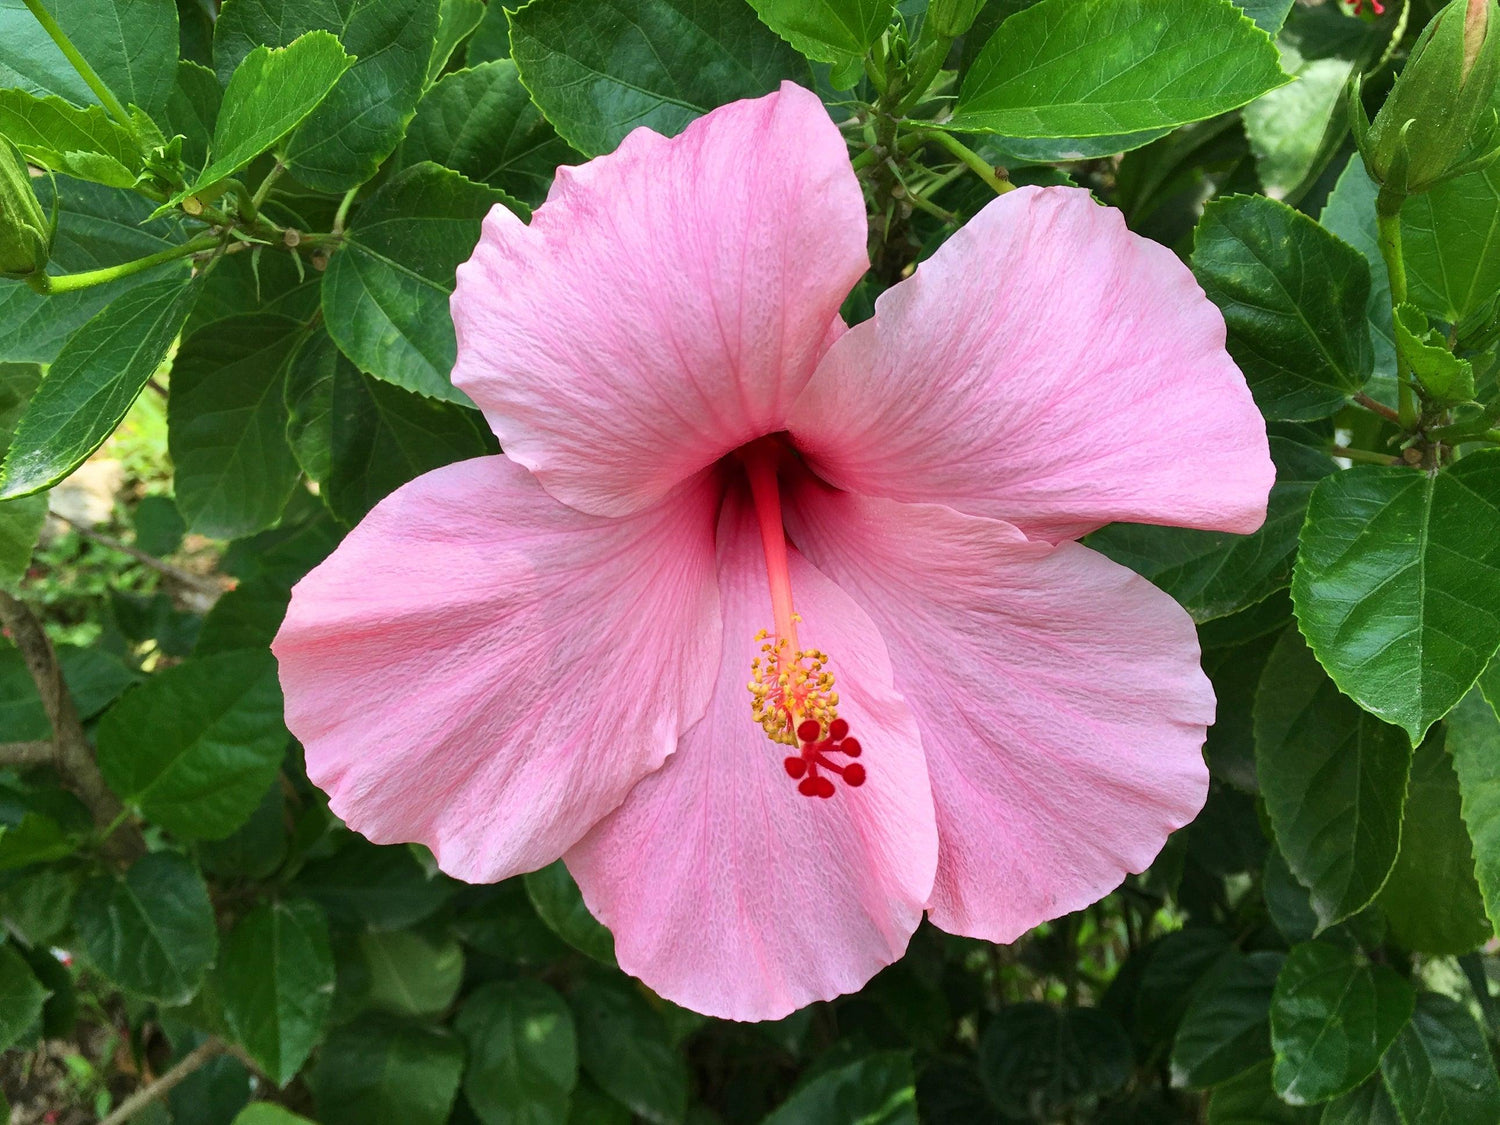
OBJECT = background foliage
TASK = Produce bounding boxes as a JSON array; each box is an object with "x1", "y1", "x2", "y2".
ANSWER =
[{"x1": 3, "y1": 0, "x2": 1500, "y2": 1122}]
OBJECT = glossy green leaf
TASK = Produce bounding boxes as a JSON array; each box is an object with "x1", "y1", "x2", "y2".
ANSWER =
[
  {"x1": 980, "y1": 1004, "x2": 1132, "y2": 1118},
  {"x1": 1376, "y1": 729, "x2": 1490, "y2": 954},
  {"x1": 402, "y1": 59, "x2": 576, "y2": 206},
  {"x1": 1402, "y1": 163, "x2": 1500, "y2": 332},
  {"x1": 73, "y1": 851, "x2": 217, "y2": 1005},
  {"x1": 295, "y1": 838, "x2": 454, "y2": 931},
  {"x1": 456, "y1": 980, "x2": 578, "y2": 1125},
  {"x1": 0, "y1": 90, "x2": 142, "y2": 187},
  {"x1": 508, "y1": 0, "x2": 807, "y2": 155},
  {"x1": 1321, "y1": 1079, "x2": 1402, "y2": 1125},
  {"x1": 1089, "y1": 437, "x2": 1336, "y2": 622},
  {"x1": 215, "y1": 0, "x2": 443, "y2": 192},
  {"x1": 0, "y1": 364, "x2": 44, "y2": 585},
  {"x1": 1393, "y1": 303, "x2": 1474, "y2": 407},
  {"x1": 525, "y1": 861, "x2": 615, "y2": 966},
  {"x1": 571, "y1": 975, "x2": 688, "y2": 1125},
  {"x1": 132, "y1": 494, "x2": 185, "y2": 557},
  {"x1": 183, "y1": 31, "x2": 353, "y2": 198},
  {"x1": 0, "y1": 943, "x2": 47, "y2": 1052},
  {"x1": 198, "y1": 780, "x2": 288, "y2": 881},
  {"x1": 1379, "y1": 992, "x2": 1500, "y2": 1124},
  {"x1": 762, "y1": 1051, "x2": 917, "y2": 1125},
  {"x1": 164, "y1": 59, "x2": 223, "y2": 173},
  {"x1": 747, "y1": 0, "x2": 894, "y2": 85},
  {"x1": 430, "y1": 0, "x2": 486, "y2": 82},
  {"x1": 1191, "y1": 194, "x2": 1372, "y2": 420},
  {"x1": 219, "y1": 900, "x2": 336, "y2": 1086},
  {"x1": 169, "y1": 314, "x2": 305, "y2": 538},
  {"x1": 0, "y1": 176, "x2": 187, "y2": 365},
  {"x1": 1171, "y1": 952, "x2": 1283, "y2": 1089},
  {"x1": 95, "y1": 650, "x2": 288, "y2": 840},
  {"x1": 466, "y1": 0, "x2": 511, "y2": 64},
  {"x1": 1291, "y1": 452, "x2": 1500, "y2": 744},
  {"x1": 0, "y1": 0, "x2": 179, "y2": 122},
  {"x1": 360, "y1": 930, "x2": 464, "y2": 1018},
  {"x1": 195, "y1": 576, "x2": 292, "y2": 658},
  {"x1": 0, "y1": 275, "x2": 198, "y2": 500},
  {"x1": 1254, "y1": 630, "x2": 1410, "y2": 928},
  {"x1": 311, "y1": 1016, "x2": 465, "y2": 1125},
  {"x1": 1270, "y1": 941, "x2": 1414, "y2": 1104},
  {"x1": 1445, "y1": 688, "x2": 1500, "y2": 937},
  {"x1": 1320, "y1": 157, "x2": 1396, "y2": 400},
  {"x1": 0, "y1": 866, "x2": 79, "y2": 947},
  {"x1": 1207, "y1": 1059, "x2": 1313, "y2": 1124},
  {"x1": 951, "y1": 0, "x2": 1287, "y2": 137},
  {"x1": 322, "y1": 162, "x2": 505, "y2": 402},
  {"x1": 1203, "y1": 627, "x2": 1283, "y2": 792}
]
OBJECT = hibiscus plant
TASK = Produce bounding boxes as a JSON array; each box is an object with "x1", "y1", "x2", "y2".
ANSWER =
[{"x1": 3, "y1": 0, "x2": 1500, "y2": 1121}]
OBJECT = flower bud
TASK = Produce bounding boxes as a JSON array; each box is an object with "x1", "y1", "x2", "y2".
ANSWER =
[
  {"x1": 930, "y1": 0, "x2": 989, "y2": 38},
  {"x1": 0, "y1": 136, "x2": 49, "y2": 278},
  {"x1": 1361, "y1": 0, "x2": 1500, "y2": 195}
]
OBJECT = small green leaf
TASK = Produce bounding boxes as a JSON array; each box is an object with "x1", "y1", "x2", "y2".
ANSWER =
[
  {"x1": 294, "y1": 838, "x2": 454, "y2": 932},
  {"x1": 402, "y1": 59, "x2": 577, "y2": 206},
  {"x1": 73, "y1": 851, "x2": 217, "y2": 1005},
  {"x1": 1270, "y1": 941, "x2": 1414, "y2": 1104},
  {"x1": 508, "y1": 0, "x2": 807, "y2": 156},
  {"x1": 1402, "y1": 163, "x2": 1500, "y2": 332},
  {"x1": 360, "y1": 930, "x2": 464, "y2": 1019},
  {"x1": 1380, "y1": 992, "x2": 1500, "y2": 1124},
  {"x1": 571, "y1": 975, "x2": 688, "y2": 1125},
  {"x1": 218, "y1": 900, "x2": 336, "y2": 1086},
  {"x1": 322, "y1": 162, "x2": 508, "y2": 403},
  {"x1": 233, "y1": 1105, "x2": 319, "y2": 1125},
  {"x1": 1320, "y1": 156, "x2": 1396, "y2": 400},
  {"x1": 164, "y1": 59, "x2": 223, "y2": 173},
  {"x1": 457, "y1": 980, "x2": 578, "y2": 1125},
  {"x1": 762, "y1": 1051, "x2": 918, "y2": 1125},
  {"x1": 979, "y1": 1004, "x2": 1132, "y2": 1119},
  {"x1": 311, "y1": 1016, "x2": 464, "y2": 1125},
  {"x1": 169, "y1": 314, "x2": 305, "y2": 538},
  {"x1": 1292, "y1": 452, "x2": 1500, "y2": 744},
  {"x1": 430, "y1": 0, "x2": 486, "y2": 82},
  {"x1": 951, "y1": 0, "x2": 1287, "y2": 137},
  {"x1": 0, "y1": 89, "x2": 142, "y2": 187},
  {"x1": 1393, "y1": 304, "x2": 1474, "y2": 406},
  {"x1": 1191, "y1": 194, "x2": 1372, "y2": 420},
  {"x1": 0, "y1": 943, "x2": 47, "y2": 1052},
  {"x1": 1445, "y1": 688, "x2": 1500, "y2": 937},
  {"x1": 95, "y1": 650, "x2": 288, "y2": 840},
  {"x1": 1171, "y1": 952, "x2": 1283, "y2": 1089},
  {"x1": 747, "y1": 0, "x2": 894, "y2": 85},
  {"x1": 524, "y1": 861, "x2": 615, "y2": 966},
  {"x1": 1254, "y1": 630, "x2": 1410, "y2": 928},
  {"x1": 0, "y1": 275, "x2": 198, "y2": 500},
  {"x1": 181, "y1": 30, "x2": 353, "y2": 199},
  {"x1": 1376, "y1": 728, "x2": 1491, "y2": 954}
]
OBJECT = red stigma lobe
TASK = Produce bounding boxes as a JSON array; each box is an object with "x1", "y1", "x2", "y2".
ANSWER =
[{"x1": 782, "y1": 718, "x2": 867, "y2": 799}]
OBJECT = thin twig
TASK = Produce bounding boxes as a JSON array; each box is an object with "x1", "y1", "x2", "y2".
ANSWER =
[
  {"x1": 1353, "y1": 391, "x2": 1402, "y2": 424},
  {"x1": 51, "y1": 512, "x2": 226, "y2": 599},
  {"x1": 1329, "y1": 444, "x2": 1400, "y2": 466},
  {"x1": 97, "y1": 1040, "x2": 226, "y2": 1125},
  {"x1": 0, "y1": 741, "x2": 55, "y2": 766}
]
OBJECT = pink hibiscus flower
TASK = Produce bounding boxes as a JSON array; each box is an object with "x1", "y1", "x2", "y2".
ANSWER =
[{"x1": 273, "y1": 83, "x2": 1273, "y2": 1021}]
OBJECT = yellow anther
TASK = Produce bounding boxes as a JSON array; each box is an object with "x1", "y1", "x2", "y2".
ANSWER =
[{"x1": 746, "y1": 631, "x2": 841, "y2": 746}]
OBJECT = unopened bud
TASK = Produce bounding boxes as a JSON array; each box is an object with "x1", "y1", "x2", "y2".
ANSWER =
[
  {"x1": 1362, "y1": 0, "x2": 1500, "y2": 195},
  {"x1": 0, "y1": 136, "x2": 49, "y2": 278},
  {"x1": 930, "y1": 0, "x2": 989, "y2": 37}
]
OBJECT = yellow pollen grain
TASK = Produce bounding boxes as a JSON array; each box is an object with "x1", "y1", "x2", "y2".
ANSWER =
[{"x1": 747, "y1": 630, "x2": 840, "y2": 746}]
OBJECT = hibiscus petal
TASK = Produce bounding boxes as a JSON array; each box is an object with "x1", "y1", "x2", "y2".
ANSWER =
[
  {"x1": 786, "y1": 483, "x2": 1212, "y2": 943},
  {"x1": 451, "y1": 83, "x2": 868, "y2": 519},
  {"x1": 788, "y1": 185, "x2": 1273, "y2": 542},
  {"x1": 567, "y1": 488, "x2": 937, "y2": 1021},
  {"x1": 272, "y1": 456, "x2": 722, "y2": 883}
]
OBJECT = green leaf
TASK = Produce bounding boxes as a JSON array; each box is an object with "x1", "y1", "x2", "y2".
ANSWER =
[
  {"x1": 0, "y1": 364, "x2": 44, "y2": 585},
  {"x1": 182, "y1": 30, "x2": 353, "y2": 200},
  {"x1": 979, "y1": 1004, "x2": 1133, "y2": 1119},
  {"x1": 195, "y1": 576, "x2": 292, "y2": 657},
  {"x1": 570, "y1": 975, "x2": 688, "y2": 1125},
  {"x1": 1321, "y1": 1079, "x2": 1402, "y2": 1125},
  {"x1": 0, "y1": 275, "x2": 198, "y2": 500},
  {"x1": 0, "y1": 89, "x2": 142, "y2": 187},
  {"x1": 0, "y1": 176, "x2": 187, "y2": 365},
  {"x1": 762, "y1": 1051, "x2": 917, "y2": 1125},
  {"x1": 234, "y1": 1106, "x2": 319, "y2": 1125},
  {"x1": 456, "y1": 980, "x2": 578, "y2": 1125},
  {"x1": 524, "y1": 861, "x2": 615, "y2": 966},
  {"x1": 429, "y1": 0, "x2": 486, "y2": 82},
  {"x1": 508, "y1": 0, "x2": 807, "y2": 156},
  {"x1": 950, "y1": 0, "x2": 1287, "y2": 137},
  {"x1": 322, "y1": 162, "x2": 507, "y2": 403},
  {"x1": 73, "y1": 851, "x2": 217, "y2": 1005},
  {"x1": 199, "y1": 780, "x2": 287, "y2": 881},
  {"x1": 1089, "y1": 436, "x2": 1336, "y2": 622},
  {"x1": 218, "y1": 900, "x2": 336, "y2": 1086},
  {"x1": 0, "y1": 943, "x2": 47, "y2": 1052},
  {"x1": 1291, "y1": 452, "x2": 1500, "y2": 744},
  {"x1": 0, "y1": 0, "x2": 179, "y2": 122},
  {"x1": 466, "y1": 1, "x2": 512, "y2": 64},
  {"x1": 1254, "y1": 629, "x2": 1411, "y2": 928},
  {"x1": 1207, "y1": 1059, "x2": 1315, "y2": 1124},
  {"x1": 169, "y1": 314, "x2": 305, "y2": 538},
  {"x1": 284, "y1": 329, "x2": 336, "y2": 484},
  {"x1": 1190, "y1": 194, "x2": 1372, "y2": 420},
  {"x1": 1321, "y1": 157, "x2": 1396, "y2": 403},
  {"x1": 360, "y1": 930, "x2": 464, "y2": 1018},
  {"x1": 1376, "y1": 728, "x2": 1491, "y2": 954},
  {"x1": 1270, "y1": 941, "x2": 1414, "y2": 1104},
  {"x1": 185, "y1": 243, "x2": 321, "y2": 338},
  {"x1": 1401, "y1": 163, "x2": 1500, "y2": 332},
  {"x1": 0, "y1": 866, "x2": 80, "y2": 946},
  {"x1": 402, "y1": 59, "x2": 577, "y2": 206},
  {"x1": 747, "y1": 0, "x2": 894, "y2": 84},
  {"x1": 1445, "y1": 688, "x2": 1500, "y2": 938},
  {"x1": 164, "y1": 59, "x2": 223, "y2": 174},
  {"x1": 133, "y1": 494, "x2": 185, "y2": 557},
  {"x1": 294, "y1": 838, "x2": 454, "y2": 931},
  {"x1": 311, "y1": 1016, "x2": 465, "y2": 1125},
  {"x1": 95, "y1": 650, "x2": 288, "y2": 840},
  {"x1": 1238, "y1": 0, "x2": 1293, "y2": 34},
  {"x1": 1171, "y1": 952, "x2": 1283, "y2": 1089},
  {"x1": 1380, "y1": 992, "x2": 1500, "y2": 1124},
  {"x1": 1393, "y1": 304, "x2": 1474, "y2": 407}
]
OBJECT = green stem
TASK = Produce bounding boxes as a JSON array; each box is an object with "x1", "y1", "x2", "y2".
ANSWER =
[
  {"x1": 1330, "y1": 444, "x2": 1400, "y2": 466},
  {"x1": 29, "y1": 233, "x2": 221, "y2": 294},
  {"x1": 21, "y1": 0, "x2": 135, "y2": 133},
  {"x1": 892, "y1": 32, "x2": 953, "y2": 117},
  {"x1": 248, "y1": 161, "x2": 285, "y2": 220},
  {"x1": 1375, "y1": 194, "x2": 1418, "y2": 429},
  {"x1": 332, "y1": 186, "x2": 358, "y2": 234},
  {"x1": 850, "y1": 145, "x2": 883, "y2": 171},
  {"x1": 917, "y1": 128, "x2": 1014, "y2": 196}
]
